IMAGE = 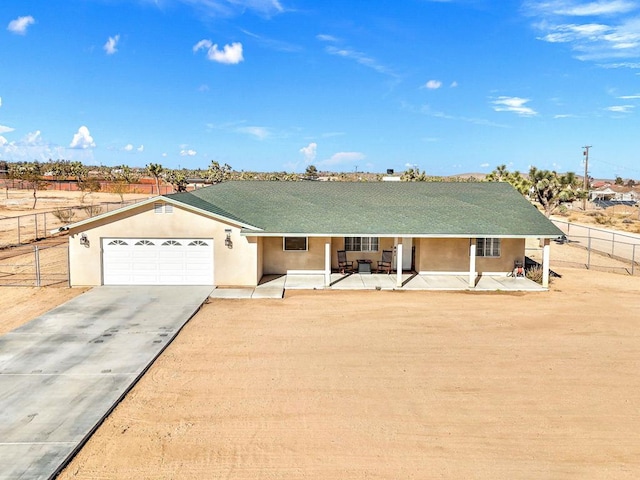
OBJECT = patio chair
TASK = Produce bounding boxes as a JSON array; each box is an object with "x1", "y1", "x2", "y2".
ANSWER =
[
  {"x1": 377, "y1": 250, "x2": 393, "y2": 274},
  {"x1": 337, "y1": 250, "x2": 354, "y2": 274}
]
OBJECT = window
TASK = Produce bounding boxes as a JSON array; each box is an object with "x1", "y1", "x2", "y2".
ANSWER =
[
  {"x1": 154, "y1": 203, "x2": 173, "y2": 214},
  {"x1": 284, "y1": 237, "x2": 307, "y2": 251},
  {"x1": 108, "y1": 240, "x2": 128, "y2": 245},
  {"x1": 344, "y1": 237, "x2": 379, "y2": 252},
  {"x1": 188, "y1": 240, "x2": 208, "y2": 247},
  {"x1": 162, "y1": 240, "x2": 182, "y2": 246},
  {"x1": 476, "y1": 238, "x2": 501, "y2": 257},
  {"x1": 135, "y1": 240, "x2": 155, "y2": 246}
]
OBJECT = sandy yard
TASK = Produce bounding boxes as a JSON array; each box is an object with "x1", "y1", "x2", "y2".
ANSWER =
[{"x1": 46, "y1": 266, "x2": 640, "y2": 479}]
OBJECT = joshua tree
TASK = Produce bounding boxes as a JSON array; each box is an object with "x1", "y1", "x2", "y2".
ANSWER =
[
  {"x1": 529, "y1": 167, "x2": 580, "y2": 217},
  {"x1": 207, "y1": 161, "x2": 232, "y2": 184},
  {"x1": 146, "y1": 163, "x2": 165, "y2": 194}
]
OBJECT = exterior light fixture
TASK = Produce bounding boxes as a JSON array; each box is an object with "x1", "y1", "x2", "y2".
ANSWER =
[
  {"x1": 224, "y1": 229, "x2": 233, "y2": 249},
  {"x1": 79, "y1": 233, "x2": 90, "y2": 247}
]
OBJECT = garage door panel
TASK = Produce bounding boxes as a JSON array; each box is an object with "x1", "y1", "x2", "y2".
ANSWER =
[{"x1": 103, "y1": 238, "x2": 214, "y2": 285}]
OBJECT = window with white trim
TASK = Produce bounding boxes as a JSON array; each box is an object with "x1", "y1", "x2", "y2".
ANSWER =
[
  {"x1": 154, "y1": 203, "x2": 173, "y2": 214},
  {"x1": 135, "y1": 240, "x2": 155, "y2": 246},
  {"x1": 344, "y1": 237, "x2": 379, "y2": 252},
  {"x1": 284, "y1": 237, "x2": 307, "y2": 251},
  {"x1": 476, "y1": 238, "x2": 501, "y2": 257},
  {"x1": 162, "y1": 240, "x2": 182, "y2": 246}
]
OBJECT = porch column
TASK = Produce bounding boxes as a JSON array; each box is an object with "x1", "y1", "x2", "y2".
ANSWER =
[
  {"x1": 324, "y1": 241, "x2": 331, "y2": 287},
  {"x1": 469, "y1": 241, "x2": 476, "y2": 288},
  {"x1": 396, "y1": 241, "x2": 403, "y2": 288},
  {"x1": 542, "y1": 238, "x2": 550, "y2": 288}
]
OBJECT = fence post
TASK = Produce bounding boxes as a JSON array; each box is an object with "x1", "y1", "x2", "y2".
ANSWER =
[
  {"x1": 35, "y1": 213, "x2": 38, "y2": 240},
  {"x1": 587, "y1": 235, "x2": 591, "y2": 269},
  {"x1": 633, "y1": 245, "x2": 636, "y2": 276},
  {"x1": 611, "y1": 232, "x2": 615, "y2": 257},
  {"x1": 34, "y1": 246, "x2": 41, "y2": 287}
]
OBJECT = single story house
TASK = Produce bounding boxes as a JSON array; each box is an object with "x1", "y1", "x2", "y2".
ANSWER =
[{"x1": 60, "y1": 181, "x2": 563, "y2": 289}]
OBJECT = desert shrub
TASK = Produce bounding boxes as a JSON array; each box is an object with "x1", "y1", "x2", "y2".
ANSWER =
[
  {"x1": 593, "y1": 214, "x2": 614, "y2": 225},
  {"x1": 82, "y1": 204, "x2": 103, "y2": 217},
  {"x1": 557, "y1": 204, "x2": 569, "y2": 216},
  {"x1": 52, "y1": 208, "x2": 75, "y2": 223},
  {"x1": 525, "y1": 265, "x2": 548, "y2": 284}
]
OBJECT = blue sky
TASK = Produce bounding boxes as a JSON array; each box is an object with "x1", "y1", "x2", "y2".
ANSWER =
[{"x1": 1, "y1": 0, "x2": 640, "y2": 178}]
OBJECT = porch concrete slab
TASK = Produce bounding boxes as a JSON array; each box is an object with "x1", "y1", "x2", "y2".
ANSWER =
[
  {"x1": 329, "y1": 273, "x2": 365, "y2": 289},
  {"x1": 284, "y1": 274, "x2": 325, "y2": 290},
  {"x1": 210, "y1": 288, "x2": 254, "y2": 299},
  {"x1": 419, "y1": 275, "x2": 471, "y2": 289},
  {"x1": 251, "y1": 288, "x2": 284, "y2": 299},
  {"x1": 402, "y1": 274, "x2": 431, "y2": 289},
  {"x1": 476, "y1": 276, "x2": 545, "y2": 291},
  {"x1": 0, "y1": 285, "x2": 212, "y2": 480},
  {"x1": 257, "y1": 275, "x2": 286, "y2": 288}
]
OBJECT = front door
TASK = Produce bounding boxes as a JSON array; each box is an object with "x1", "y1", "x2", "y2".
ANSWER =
[{"x1": 401, "y1": 237, "x2": 413, "y2": 270}]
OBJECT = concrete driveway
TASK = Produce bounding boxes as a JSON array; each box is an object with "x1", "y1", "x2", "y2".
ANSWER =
[{"x1": 0, "y1": 285, "x2": 213, "y2": 480}]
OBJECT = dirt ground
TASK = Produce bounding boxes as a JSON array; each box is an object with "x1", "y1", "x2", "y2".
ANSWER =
[
  {"x1": 0, "y1": 189, "x2": 150, "y2": 218},
  {"x1": 2, "y1": 188, "x2": 640, "y2": 478}
]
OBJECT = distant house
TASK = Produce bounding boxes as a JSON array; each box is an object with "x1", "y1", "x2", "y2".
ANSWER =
[
  {"x1": 590, "y1": 186, "x2": 638, "y2": 203},
  {"x1": 61, "y1": 181, "x2": 562, "y2": 289}
]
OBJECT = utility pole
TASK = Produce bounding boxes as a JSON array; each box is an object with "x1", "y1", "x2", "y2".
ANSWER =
[{"x1": 582, "y1": 145, "x2": 591, "y2": 211}]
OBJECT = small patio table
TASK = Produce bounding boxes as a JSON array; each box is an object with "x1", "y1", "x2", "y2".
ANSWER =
[{"x1": 357, "y1": 259, "x2": 372, "y2": 274}]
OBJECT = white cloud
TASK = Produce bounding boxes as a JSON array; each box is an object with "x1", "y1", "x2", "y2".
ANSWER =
[
  {"x1": 69, "y1": 126, "x2": 96, "y2": 149},
  {"x1": 137, "y1": 144, "x2": 144, "y2": 152},
  {"x1": 236, "y1": 126, "x2": 269, "y2": 139},
  {"x1": 25, "y1": 130, "x2": 42, "y2": 145},
  {"x1": 299, "y1": 142, "x2": 317, "y2": 163},
  {"x1": 0, "y1": 136, "x2": 7, "y2": 146},
  {"x1": 176, "y1": 0, "x2": 284, "y2": 17},
  {"x1": 619, "y1": 93, "x2": 640, "y2": 98},
  {"x1": 104, "y1": 34, "x2": 120, "y2": 55},
  {"x1": 324, "y1": 45, "x2": 398, "y2": 78},
  {"x1": 123, "y1": 143, "x2": 134, "y2": 151},
  {"x1": 320, "y1": 151, "x2": 365, "y2": 166},
  {"x1": 0, "y1": 97, "x2": 2, "y2": 107},
  {"x1": 423, "y1": 80, "x2": 442, "y2": 89},
  {"x1": 180, "y1": 149, "x2": 197, "y2": 156},
  {"x1": 492, "y1": 96, "x2": 538, "y2": 116},
  {"x1": 526, "y1": 1, "x2": 640, "y2": 61},
  {"x1": 162, "y1": 152, "x2": 168, "y2": 157},
  {"x1": 450, "y1": 81, "x2": 459, "y2": 88},
  {"x1": 606, "y1": 104, "x2": 634, "y2": 112},
  {"x1": 194, "y1": 39, "x2": 244, "y2": 64},
  {"x1": 316, "y1": 34, "x2": 339, "y2": 42},
  {"x1": 526, "y1": 0, "x2": 637, "y2": 17},
  {"x1": 480, "y1": 163, "x2": 490, "y2": 168},
  {"x1": 7, "y1": 15, "x2": 35, "y2": 35},
  {"x1": 0, "y1": 124, "x2": 15, "y2": 134}
]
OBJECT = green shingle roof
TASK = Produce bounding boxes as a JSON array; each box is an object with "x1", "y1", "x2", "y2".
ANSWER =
[{"x1": 165, "y1": 181, "x2": 563, "y2": 238}]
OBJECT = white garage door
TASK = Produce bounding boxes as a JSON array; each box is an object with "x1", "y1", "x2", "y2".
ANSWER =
[{"x1": 102, "y1": 238, "x2": 214, "y2": 285}]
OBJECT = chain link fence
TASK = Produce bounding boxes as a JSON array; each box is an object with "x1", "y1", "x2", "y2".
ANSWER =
[
  {"x1": 0, "y1": 199, "x2": 142, "y2": 249},
  {"x1": 552, "y1": 219, "x2": 640, "y2": 275},
  {"x1": 0, "y1": 243, "x2": 68, "y2": 287}
]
